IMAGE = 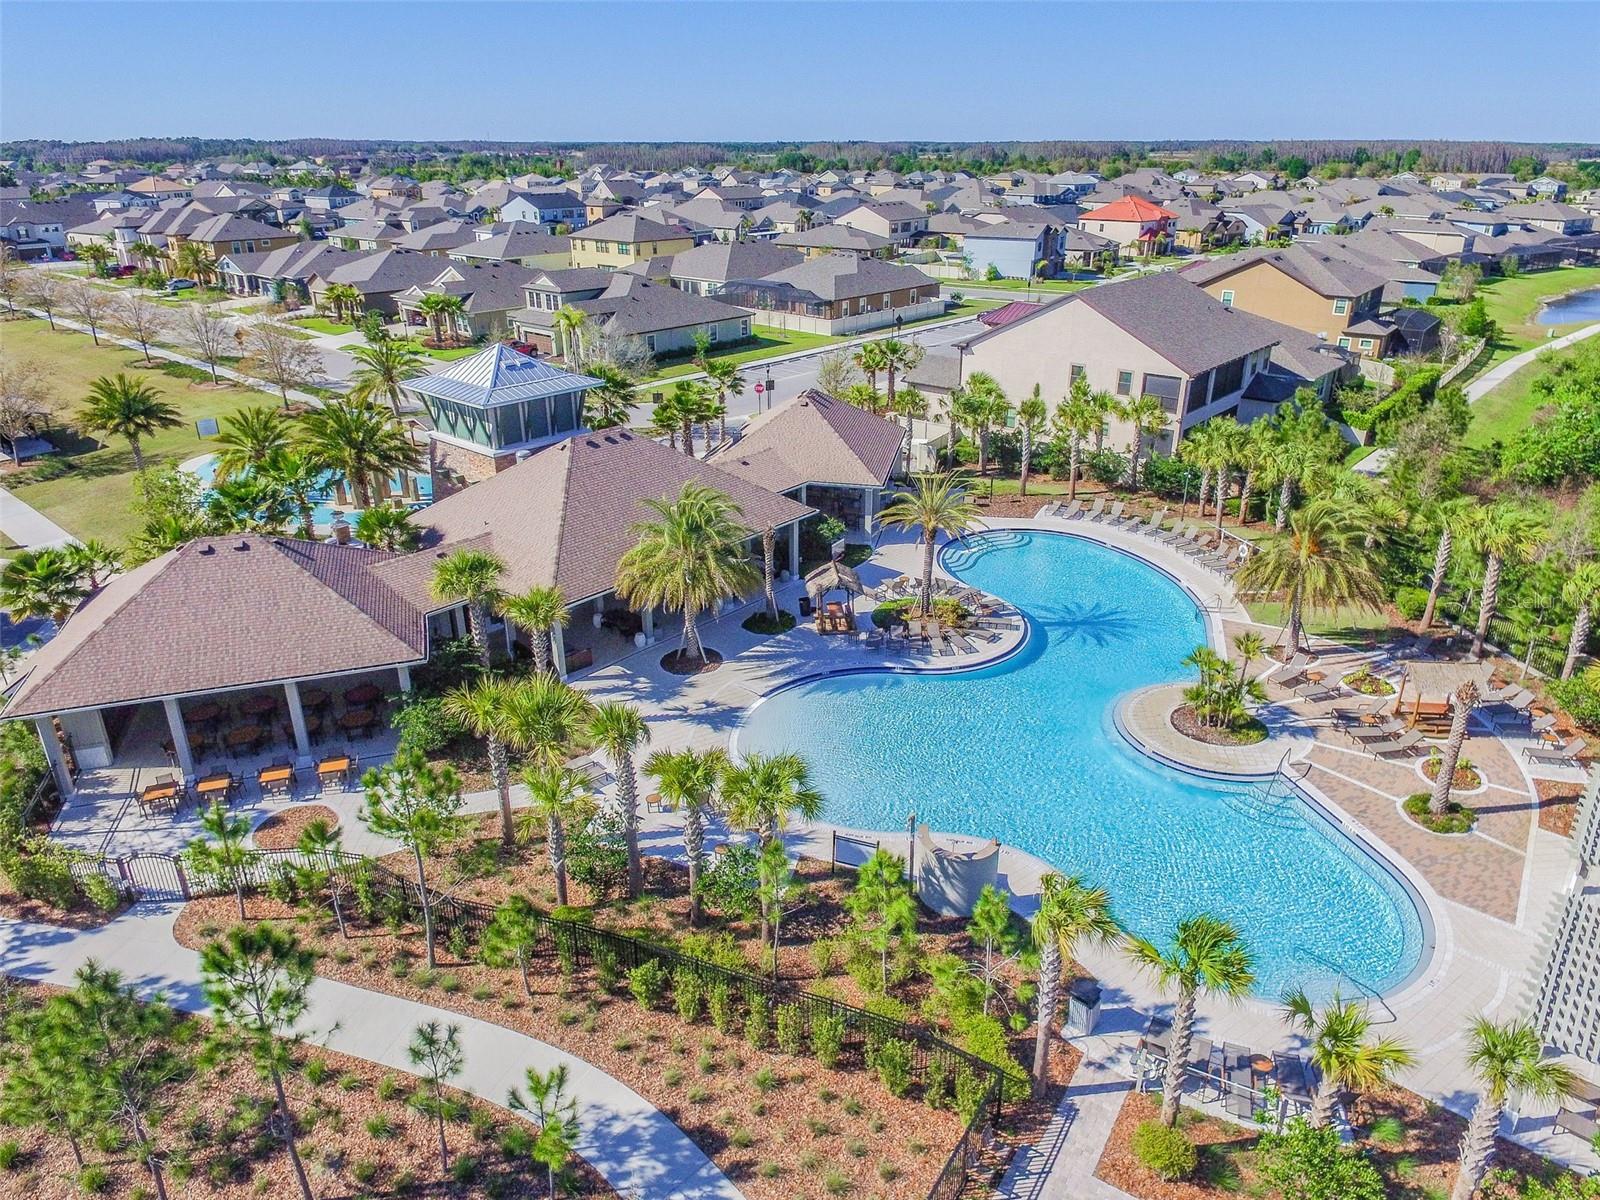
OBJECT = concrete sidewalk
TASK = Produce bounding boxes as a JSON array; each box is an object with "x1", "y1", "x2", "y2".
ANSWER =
[
  {"x1": 1465, "y1": 320, "x2": 1600, "y2": 401},
  {"x1": 0, "y1": 485, "x2": 76, "y2": 550},
  {"x1": 0, "y1": 904, "x2": 743, "y2": 1200}
]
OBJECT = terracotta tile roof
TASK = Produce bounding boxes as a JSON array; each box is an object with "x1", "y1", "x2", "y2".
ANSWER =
[
  {"x1": 375, "y1": 430, "x2": 814, "y2": 607},
  {"x1": 708, "y1": 390, "x2": 905, "y2": 492},
  {"x1": 1087, "y1": 195, "x2": 1176, "y2": 222},
  {"x1": 5, "y1": 537, "x2": 427, "y2": 718}
]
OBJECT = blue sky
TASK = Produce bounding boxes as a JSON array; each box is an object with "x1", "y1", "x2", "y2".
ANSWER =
[{"x1": 3, "y1": 1, "x2": 1597, "y2": 144}]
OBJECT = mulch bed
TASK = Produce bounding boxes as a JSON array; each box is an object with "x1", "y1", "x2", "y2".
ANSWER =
[
  {"x1": 1421, "y1": 759, "x2": 1484, "y2": 790},
  {"x1": 662, "y1": 648, "x2": 723, "y2": 675},
  {"x1": 1536, "y1": 779, "x2": 1584, "y2": 838},
  {"x1": 250, "y1": 804, "x2": 340, "y2": 850},
  {"x1": 0, "y1": 981, "x2": 617, "y2": 1200},
  {"x1": 0, "y1": 886, "x2": 126, "y2": 930},
  {"x1": 1170, "y1": 705, "x2": 1268, "y2": 747},
  {"x1": 1093, "y1": 1085, "x2": 1577, "y2": 1199}
]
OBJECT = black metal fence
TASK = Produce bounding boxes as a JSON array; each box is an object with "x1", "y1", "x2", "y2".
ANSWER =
[{"x1": 72, "y1": 844, "x2": 1007, "y2": 1198}]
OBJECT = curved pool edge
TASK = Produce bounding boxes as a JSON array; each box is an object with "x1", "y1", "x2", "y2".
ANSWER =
[
  {"x1": 732, "y1": 525, "x2": 1439, "y2": 1003},
  {"x1": 1110, "y1": 686, "x2": 1442, "y2": 1006}
]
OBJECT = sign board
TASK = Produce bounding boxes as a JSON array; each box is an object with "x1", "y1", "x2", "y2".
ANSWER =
[{"x1": 195, "y1": 417, "x2": 220, "y2": 439}]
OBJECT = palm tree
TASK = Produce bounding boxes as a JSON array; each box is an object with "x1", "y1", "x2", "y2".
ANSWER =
[
  {"x1": 1234, "y1": 498, "x2": 1386, "y2": 654},
  {"x1": 352, "y1": 503, "x2": 420, "y2": 551},
  {"x1": 587, "y1": 701, "x2": 651, "y2": 899},
  {"x1": 294, "y1": 398, "x2": 421, "y2": 509},
  {"x1": 1129, "y1": 914, "x2": 1256, "y2": 1127},
  {"x1": 1458, "y1": 503, "x2": 1548, "y2": 659},
  {"x1": 60, "y1": 539, "x2": 120, "y2": 591},
  {"x1": 854, "y1": 340, "x2": 886, "y2": 399},
  {"x1": 1430, "y1": 681, "x2": 1479, "y2": 816},
  {"x1": 614, "y1": 482, "x2": 761, "y2": 667},
  {"x1": 1560, "y1": 562, "x2": 1600, "y2": 679},
  {"x1": 206, "y1": 475, "x2": 294, "y2": 534},
  {"x1": 669, "y1": 380, "x2": 714, "y2": 458},
  {"x1": 1177, "y1": 419, "x2": 1224, "y2": 520},
  {"x1": 495, "y1": 674, "x2": 595, "y2": 771},
  {"x1": 759, "y1": 525, "x2": 780, "y2": 621},
  {"x1": 1206, "y1": 417, "x2": 1245, "y2": 531},
  {"x1": 0, "y1": 548, "x2": 90, "y2": 623},
  {"x1": 1120, "y1": 393, "x2": 1170, "y2": 490},
  {"x1": 1451, "y1": 1019, "x2": 1574, "y2": 1200},
  {"x1": 323, "y1": 282, "x2": 362, "y2": 324},
  {"x1": 253, "y1": 449, "x2": 326, "y2": 541},
  {"x1": 1421, "y1": 497, "x2": 1475, "y2": 629},
  {"x1": 417, "y1": 293, "x2": 465, "y2": 347},
  {"x1": 77, "y1": 374, "x2": 182, "y2": 471},
  {"x1": 430, "y1": 549, "x2": 506, "y2": 668},
  {"x1": 520, "y1": 764, "x2": 593, "y2": 907},
  {"x1": 1030, "y1": 874, "x2": 1120, "y2": 1098},
  {"x1": 583, "y1": 362, "x2": 638, "y2": 429},
  {"x1": 1052, "y1": 387, "x2": 1102, "y2": 501},
  {"x1": 878, "y1": 472, "x2": 982, "y2": 614},
  {"x1": 1281, "y1": 989, "x2": 1414, "y2": 1128},
  {"x1": 702, "y1": 358, "x2": 744, "y2": 445},
  {"x1": 499, "y1": 586, "x2": 568, "y2": 675},
  {"x1": 1087, "y1": 389, "x2": 1118, "y2": 452},
  {"x1": 1016, "y1": 385, "x2": 1047, "y2": 497},
  {"x1": 723, "y1": 751, "x2": 823, "y2": 844},
  {"x1": 552, "y1": 305, "x2": 588, "y2": 364},
  {"x1": 877, "y1": 338, "x2": 925, "y2": 474},
  {"x1": 1235, "y1": 419, "x2": 1276, "y2": 526},
  {"x1": 172, "y1": 241, "x2": 215, "y2": 287},
  {"x1": 213, "y1": 405, "x2": 291, "y2": 481},
  {"x1": 644, "y1": 747, "x2": 727, "y2": 925},
  {"x1": 964, "y1": 372, "x2": 1009, "y2": 475},
  {"x1": 348, "y1": 339, "x2": 426, "y2": 419},
  {"x1": 1267, "y1": 401, "x2": 1344, "y2": 531},
  {"x1": 440, "y1": 677, "x2": 517, "y2": 845},
  {"x1": 76, "y1": 239, "x2": 114, "y2": 278}
]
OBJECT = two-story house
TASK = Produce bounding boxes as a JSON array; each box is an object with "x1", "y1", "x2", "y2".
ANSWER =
[
  {"x1": 1079, "y1": 195, "x2": 1177, "y2": 255},
  {"x1": 832, "y1": 201, "x2": 929, "y2": 247},
  {"x1": 1180, "y1": 245, "x2": 1395, "y2": 358},
  {"x1": 499, "y1": 191, "x2": 588, "y2": 233},
  {"x1": 568, "y1": 213, "x2": 696, "y2": 270}
]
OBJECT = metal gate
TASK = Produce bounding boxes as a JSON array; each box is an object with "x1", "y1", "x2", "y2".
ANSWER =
[{"x1": 117, "y1": 853, "x2": 189, "y2": 901}]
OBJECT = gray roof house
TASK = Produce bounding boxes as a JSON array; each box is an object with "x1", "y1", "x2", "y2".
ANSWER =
[
  {"x1": 719, "y1": 253, "x2": 943, "y2": 335},
  {"x1": 667, "y1": 240, "x2": 803, "y2": 295},
  {"x1": 395, "y1": 261, "x2": 539, "y2": 340}
]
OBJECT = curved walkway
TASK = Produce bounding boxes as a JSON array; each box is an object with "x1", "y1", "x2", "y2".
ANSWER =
[
  {"x1": 1464, "y1": 319, "x2": 1600, "y2": 401},
  {"x1": 0, "y1": 903, "x2": 744, "y2": 1200}
]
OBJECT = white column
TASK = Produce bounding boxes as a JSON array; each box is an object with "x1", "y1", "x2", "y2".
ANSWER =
[
  {"x1": 284, "y1": 681, "x2": 313, "y2": 765},
  {"x1": 503, "y1": 617, "x2": 516, "y2": 656},
  {"x1": 788, "y1": 521, "x2": 800, "y2": 576},
  {"x1": 34, "y1": 718, "x2": 72, "y2": 796},
  {"x1": 862, "y1": 487, "x2": 878, "y2": 534},
  {"x1": 162, "y1": 698, "x2": 195, "y2": 779},
  {"x1": 642, "y1": 607, "x2": 656, "y2": 644},
  {"x1": 397, "y1": 665, "x2": 413, "y2": 693},
  {"x1": 551, "y1": 622, "x2": 569, "y2": 680}
]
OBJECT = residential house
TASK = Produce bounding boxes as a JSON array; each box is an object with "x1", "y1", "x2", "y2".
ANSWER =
[
  {"x1": 446, "y1": 226, "x2": 573, "y2": 270},
  {"x1": 307, "y1": 249, "x2": 451, "y2": 317},
  {"x1": 162, "y1": 213, "x2": 298, "y2": 273},
  {"x1": 395, "y1": 261, "x2": 539, "y2": 342},
  {"x1": 214, "y1": 241, "x2": 362, "y2": 299},
  {"x1": 390, "y1": 219, "x2": 479, "y2": 257},
  {"x1": 568, "y1": 213, "x2": 696, "y2": 270},
  {"x1": 957, "y1": 272, "x2": 1290, "y2": 452},
  {"x1": 126, "y1": 177, "x2": 193, "y2": 202},
  {"x1": 0, "y1": 199, "x2": 69, "y2": 259},
  {"x1": 1295, "y1": 231, "x2": 1445, "y2": 304},
  {"x1": 501, "y1": 267, "x2": 615, "y2": 356},
  {"x1": 773, "y1": 225, "x2": 894, "y2": 259},
  {"x1": 1529, "y1": 177, "x2": 1568, "y2": 199},
  {"x1": 1058, "y1": 226, "x2": 1121, "y2": 270},
  {"x1": 1219, "y1": 200, "x2": 1298, "y2": 244},
  {"x1": 368, "y1": 176, "x2": 422, "y2": 201},
  {"x1": 512, "y1": 275, "x2": 752, "y2": 360},
  {"x1": 1510, "y1": 200, "x2": 1595, "y2": 236},
  {"x1": 963, "y1": 220, "x2": 1060, "y2": 280},
  {"x1": 1078, "y1": 195, "x2": 1177, "y2": 255},
  {"x1": 667, "y1": 241, "x2": 803, "y2": 295},
  {"x1": 499, "y1": 191, "x2": 588, "y2": 232},
  {"x1": 833, "y1": 201, "x2": 929, "y2": 246},
  {"x1": 301, "y1": 184, "x2": 360, "y2": 212},
  {"x1": 718, "y1": 253, "x2": 942, "y2": 335},
  {"x1": 65, "y1": 209, "x2": 149, "y2": 266},
  {"x1": 332, "y1": 216, "x2": 411, "y2": 252},
  {"x1": 1165, "y1": 197, "x2": 1242, "y2": 251},
  {"x1": 1047, "y1": 171, "x2": 1102, "y2": 200},
  {"x1": 1180, "y1": 245, "x2": 1395, "y2": 357}
]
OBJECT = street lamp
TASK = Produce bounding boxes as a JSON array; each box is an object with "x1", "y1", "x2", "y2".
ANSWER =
[{"x1": 765, "y1": 375, "x2": 776, "y2": 409}]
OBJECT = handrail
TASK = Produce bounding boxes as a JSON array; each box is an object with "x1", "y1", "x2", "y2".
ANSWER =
[{"x1": 1291, "y1": 943, "x2": 1398, "y2": 1026}]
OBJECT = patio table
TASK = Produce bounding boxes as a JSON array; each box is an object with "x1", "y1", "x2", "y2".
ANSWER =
[
  {"x1": 258, "y1": 762, "x2": 294, "y2": 788},
  {"x1": 1250, "y1": 1053, "x2": 1276, "y2": 1077},
  {"x1": 186, "y1": 701, "x2": 224, "y2": 725},
  {"x1": 242, "y1": 695, "x2": 279, "y2": 717},
  {"x1": 224, "y1": 724, "x2": 265, "y2": 750},
  {"x1": 139, "y1": 780, "x2": 180, "y2": 811},
  {"x1": 300, "y1": 688, "x2": 330, "y2": 709},
  {"x1": 343, "y1": 683, "x2": 382, "y2": 707},
  {"x1": 338, "y1": 709, "x2": 375, "y2": 733},
  {"x1": 317, "y1": 756, "x2": 353, "y2": 790},
  {"x1": 195, "y1": 772, "x2": 234, "y2": 802}
]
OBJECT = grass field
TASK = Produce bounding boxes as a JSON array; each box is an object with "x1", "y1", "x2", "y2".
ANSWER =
[
  {"x1": 942, "y1": 277, "x2": 1099, "y2": 294},
  {"x1": 292, "y1": 315, "x2": 355, "y2": 335},
  {"x1": 638, "y1": 328, "x2": 843, "y2": 385},
  {"x1": 1478, "y1": 265, "x2": 1600, "y2": 348},
  {"x1": 2, "y1": 318, "x2": 277, "y2": 545}
]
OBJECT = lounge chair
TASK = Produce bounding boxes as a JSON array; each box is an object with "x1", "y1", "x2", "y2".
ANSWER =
[
  {"x1": 1109, "y1": 506, "x2": 1143, "y2": 530},
  {"x1": 1555, "y1": 1106, "x2": 1599, "y2": 1142},
  {"x1": 1138, "y1": 508, "x2": 1168, "y2": 535},
  {"x1": 1155, "y1": 521, "x2": 1194, "y2": 545},
  {"x1": 1056, "y1": 498, "x2": 1083, "y2": 521},
  {"x1": 946, "y1": 629, "x2": 979, "y2": 655},
  {"x1": 1080, "y1": 497, "x2": 1106, "y2": 522},
  {"x1": 1528, "y1": 712, "x2": 1559, "y2": 737},
  {"x1": 1294, "y1": 681, "x2": 1340, "y2": 704},
  {"x1": 1366, "y1": 729, "x2": 1426, "y2": 758},
  {"x1": 1223, "y1": 1045, "x2": 1255, "y2": 1119},
  {"x1": 1037, "y1": 501, "x2": 1059, "y2": 519},
  {"x1": 1347, "y1": 717, "x2": 1407, "y2": 743},
  {"x1": 1332, "y1": 696, "x2": 1388, "y2": 724},
  {"x1": 1092, "y1": 500, "x2": 1124, "y2": 524},
  {"x1": 1524, "y1": 736, "x2": 1588, "y2": 769}
]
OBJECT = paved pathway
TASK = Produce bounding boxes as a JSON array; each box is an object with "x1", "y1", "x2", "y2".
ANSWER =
[
  {"x1": 0, "y1": 485, "x2": 76, "y2": 550},
  {"x1": 1464, "y1": 320, "x2": 1600, "y2": 401},
  {"x1": 997, "y1": 1036, "x2": 1139, "y2": 1200},
  {"x1": 0, "y1": 903, "x2": 743, "y2": 1200}
]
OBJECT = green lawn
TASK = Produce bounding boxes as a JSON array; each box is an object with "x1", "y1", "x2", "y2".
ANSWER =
[
  {"x1": 1244, "y1": 600, "x2": 1397, "y2": 643},
  {"x1": 3, "y1": 319, "x2": 279, "y2": 546},
  {"x1": 1478, "y1": 265, "x2": 1600, "y2": 346},
  {"x1": 156, "y1": 286, "x2": 231, "y2": 306},
  {"x1": 945, "y1": 277, "x2": 1099, "y2": 294},
  {"x1": 637, "y1": 329, "x2": 844, "y2": 386},
  {"x1": 393, "y1": 338, "x2": 480, "y2": 362},
  {"x1": 902, "y1": 298, "x2": 1006, "y2": 326},
  {"x1": 292, "y1": 316, "x2": 356, "y2": 335},
  {"x1": 1464, "y1": 341, "x2": 1580, "y2": 448}
]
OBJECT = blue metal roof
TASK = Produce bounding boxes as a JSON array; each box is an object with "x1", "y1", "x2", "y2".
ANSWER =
[{"x1": 403, "y1": 344, "x2": 601, "y2": 409}]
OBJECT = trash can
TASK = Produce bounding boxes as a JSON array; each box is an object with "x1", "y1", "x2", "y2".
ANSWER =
[{"x1": 1064, "y1": 978, "x2": 1102, "y2": 1037}]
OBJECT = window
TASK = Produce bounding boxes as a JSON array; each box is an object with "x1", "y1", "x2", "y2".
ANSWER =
[
  {"x1": 646, "y1": 335, "x2": 656, "y2": 352},
  {"x1": 841, "y1": 300, "x2": 851, "y2": 315},
  {"x1": 1337, "y1": 336, "x2": 1352, "y2": 349},
  {"x1": 1116, "y1": 370, "x2": 1134, "y2": 396},
  {"x1": 882, "y1": 293, "x2": 892, "y2": 308},
  {"x1": 1359, "y1": 338, "x2": 1374, "y2": 351},
  {"x1": 1333, "y1": 298, "x2": 1350, "y2": 316},
  {"x1": 1219, "y1": 289, "x2": 1235, "y2": 306},
  {"x1": 740, "y1": 318, "x2": 750, "y2": 336},
  {"x1": 708, "y1": 325, "x2": 719, "y2": 343},
  {"x1": 1069, "y1": 364, "x2": 1086, "y2": 386},
  {"x1": 231, "y1": 241, "x2": 241, "y2": 254}
]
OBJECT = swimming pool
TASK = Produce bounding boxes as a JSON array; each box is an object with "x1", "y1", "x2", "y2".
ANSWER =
[
  {"x1": 184, "y1": 453, "x2": 433, "y2": 531},
  {"x1": 736, "y1": 530, "x2": 1428, "y2": 1000}
]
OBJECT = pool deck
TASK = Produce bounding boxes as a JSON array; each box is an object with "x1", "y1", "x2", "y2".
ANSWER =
[{"x1": 577, "y1": 512, "x2": 1599, "y2": 1180}]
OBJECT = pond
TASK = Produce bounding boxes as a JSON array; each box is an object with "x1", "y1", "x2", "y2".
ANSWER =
[{"x1": 1536, "y1": 286, "x2": 1600, "y2": 325}]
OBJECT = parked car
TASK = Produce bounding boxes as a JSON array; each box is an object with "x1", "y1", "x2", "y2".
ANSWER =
[
  {"x1": 113, "y1": 264, "x2": 138, "y2": 278},
  {"x1": 166, "y1": 278, "x2": 198, "y2": 292},
  {"x1": 504, "y1": 339, "x2": 539, "y2": 357}
]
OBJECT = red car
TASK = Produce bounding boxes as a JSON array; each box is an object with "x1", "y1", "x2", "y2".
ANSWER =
[{"x1": 504, "y1": 339, "x2": 539, "y2": 357}]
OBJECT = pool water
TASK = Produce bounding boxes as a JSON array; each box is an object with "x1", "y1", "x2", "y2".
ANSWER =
[
  {"x1": 185, "y1": 453, "x2": 433, "y2": 530},
  {"x1": 736, "y1": 530, "x2": 1427, "y2": 1000},
  {"x1": 1537, "y1": 286, "x2": 1600, "y2": 325}
]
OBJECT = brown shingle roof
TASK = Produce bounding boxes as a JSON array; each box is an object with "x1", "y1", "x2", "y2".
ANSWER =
[
  {"x1": 4, "y1": 536, "x2": 427, "y2": 718},
  {"x1": 708, "y1": 390, "x2": 904, "y2": 492},
  {"x1": 375, "y1": 430, "x2": 813, "y2": 606}
]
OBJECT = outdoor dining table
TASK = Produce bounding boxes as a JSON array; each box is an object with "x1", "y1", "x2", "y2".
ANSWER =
[
  {"x1": 338, "y1": 709, "x2": 376, "y2": 733},
  {"x1": 316, "y1": 755, "x2": 353, "y2": 789},
  {"x1": 139, "y1": 780, "x2": 181, "y2": 812},
  {"x1": 257, "y1": 762, "x2": 294, "y2": 795},
  {"x1": 300, "y1": 688, "x2": 330, "y2": 709},
  {"x1": 1250, "y1": 1053, "x2": 1276, "y2": 1077},
  {"x1": 343, "y1": 683, "x2": 382, "y2": 707},
  {"x1": 241, "y1": 695, "x2": 279, "y2": 717},
  {"x1": 195, "y1": 772, "x2": 234, "y2": 803},
  {"x1": 224, "y1": 724, "x2": 266, "y2": 750},
  {"x1": 186, "y1": 701, "x2": 224, "y2": 725}
]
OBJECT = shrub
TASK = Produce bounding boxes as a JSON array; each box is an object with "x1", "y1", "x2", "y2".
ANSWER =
[
  {"x1": 303, "y1": 1057, "x2": 331, "y2": 1085},
  {"x1": 449, "y1": 1154, "x2": 479, "y2": 1183},
  {"x1": 745, "y1": 994, "x2": 771, "y2": 1049},
  {"x1": 390, "y1": 695, "x2": 460, "y2": 756},
  {"x1": 707, "y1": 981, "x2": 736, "y2": 1033},
  {"x1": 869, "y1": 1037, "x2": 914, "y2": 1097},
  {"x1": 1394, "y1": 586, "x2": 1430, "y2": 622},
  {"x1": 78, "y1": 1164, "x2": 111, "y2": 1194},
  {"x1": 1257, "y1": 1117, "x2": 1386, "y2": 1200},
  {"x1": 1367, "y1": 1115, "x2": 1407, "y2": 1147},
  {"x1": 742, "y1": 610, "x2": 796, "y2": 635},
  {"x1": 811, "y1": 1012, "x2": 847, "y2": 1068},
  {"x1": 674, "y1": 965, "x2": 705, "y2": 1022},
  {"x1": 924, "y1": 1055, "x2": 951, "y2": 1109},
  {"x1": 753, "y1": 1066, "x2": 780, "y2": 1092},
  {"x1": 1403, "y1": 792, "x2": 1476, "y2": 834},
  {"x1": 775, "y1": 1003, "x2": 805, "y2": 1054},
  {"x1": 629, "y1": 960, "x2": 669, "y2": 1010},
  {"x1": 730, "y1": 1127, "x2": 755, "y2": 1148},
  {"x1": 956, "y1": 1012, "x2": 1029, "y2": 1100},
  {"x1": 1141, "y1": 453, "x2": 1202, "y2": 500},
  {"x1": 953, "y1": 1066, "x2": 989, "y2": 1122},
  {"x1": 1132, "y1": 1120, "x2": 1197, "y2": 1180},
  {"x1": 0, "y1": 1140, "x2": 21, "y2": 1170},
  {"x1": 1549, "y1": 672, "x2": 1600, "y2": 734},
  {"x1": 351, "y1": 1159, "x2": 379, "y2": 1185},
  {"x1": 809, "y1": 937, "x2": 840, "y2": 977},
  {"x1": 1084, "y1": 448, "x2": 1128, "y2": 487}
]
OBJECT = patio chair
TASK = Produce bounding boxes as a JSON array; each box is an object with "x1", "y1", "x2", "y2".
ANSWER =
[
  {"x1": 1185, "y1": 1038, "x2": 1217, "y2": 1100},
  {"x1": 1154, "y1": 521, "x2": 1193, "y2": 545},
  {"x1": 1057, "y1": 498, "x2": 1083, "y2": 521},
  {"x1": 1138, "y1": 508, "x2": 1168, "y2": 535},
  {"x1": 1524, "y1": 736, "x2": 1588, "y2": 769},
  {"x1": 1528, "y1": 712, "x2": 1559, "y2": 737},
  {"x1": 1332, "y1": 697, "x2": 1388, "y2": 726},
  {"x1": 1093, "y1": 500, "x2": 1125, "y2": 525},
  {"x1": 1367, "y1": 729, "x2": 1426, "y2": 758},
  {"x1": 1554, "y1": 1106, "x2": 1599, "y2": 1142},
  {"x1": 1347, "y1": 717, "x2": 1407, "y2": 743},
  {"x1": 1294, "y1": 680, "x2": 1341, "y2": 704},
  {"x1": 1081, "y1": 497, "x2": 1106, "y2": 522},
  {"x1": 1223, "y1": 1046, "x2": 1255, "y2": 1119},
  {"x1": 946, "y1": 629, "x2": 979, "y2": 655}
]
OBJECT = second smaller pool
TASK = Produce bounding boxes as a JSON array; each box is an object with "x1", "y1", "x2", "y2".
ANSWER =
[{"x1": 183, "y1": 453, "x2": 433, "y2": 530}]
